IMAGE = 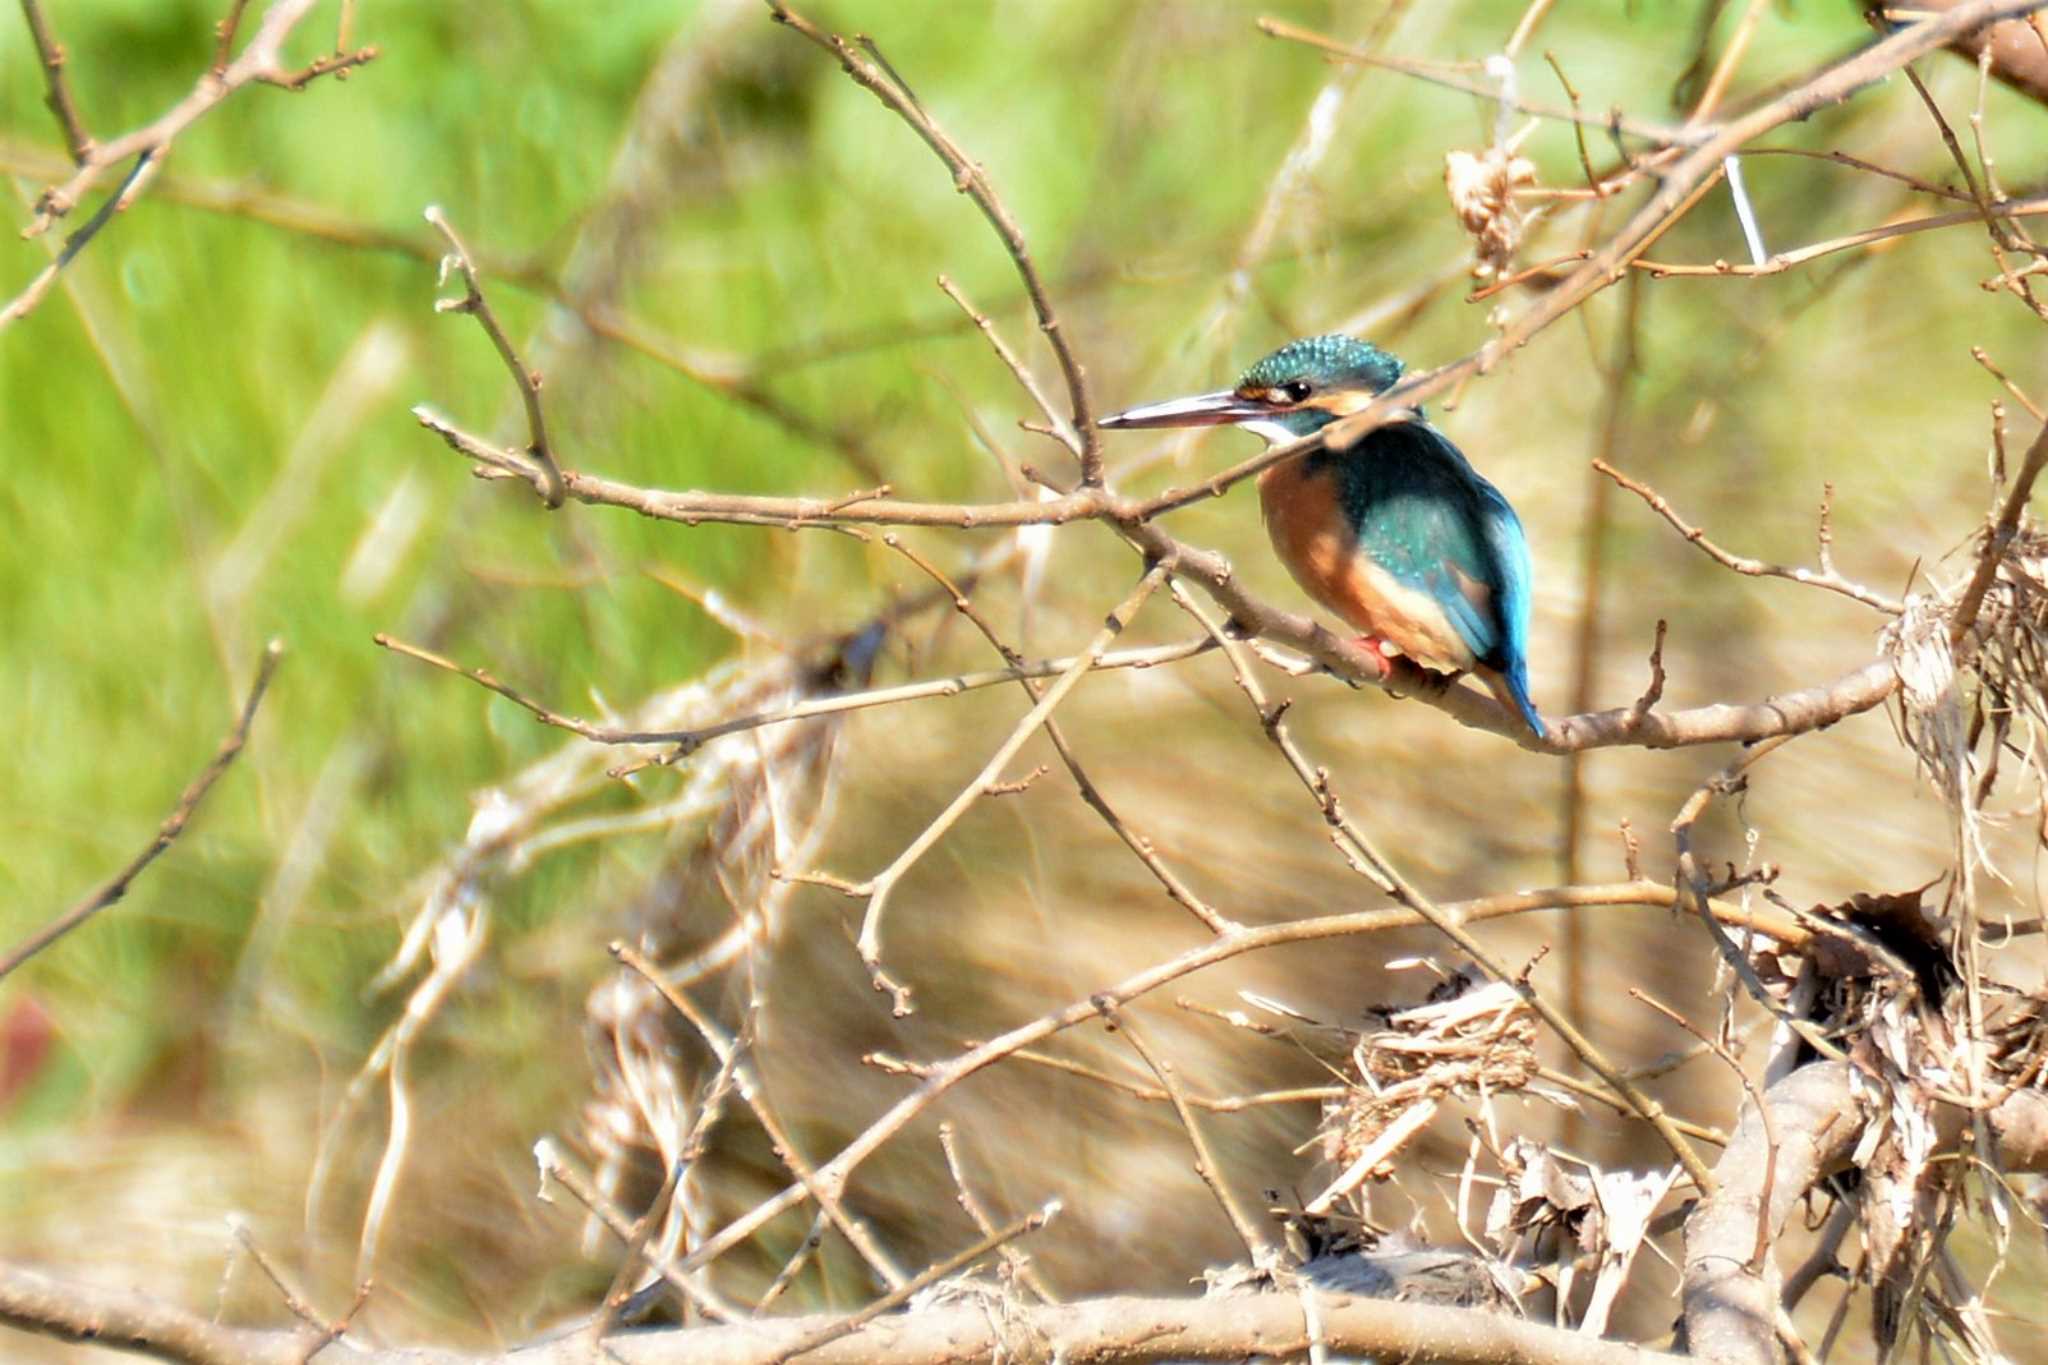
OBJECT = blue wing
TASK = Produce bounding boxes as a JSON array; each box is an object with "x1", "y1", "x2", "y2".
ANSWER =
[{"x1": 1324, "y1": 421, "x2": 1544, "y2": 736}]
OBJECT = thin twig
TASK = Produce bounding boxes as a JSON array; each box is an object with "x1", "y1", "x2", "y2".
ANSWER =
[
  {"x1": 423, "y1": 206, "x2": 565, "y2": 507},
  {"x1": 1973, "y1": 344, "x2": 2045, "y2": 421},
  {"x1": 809, "y1": 560, "x2": 1172, "y2": 1012},
  {"x1": 1260, "y1": 18, "x2": 1699, "y2": 148},
  {"x1": 18, "y1": 0, "x2": 93, "y2": 163},
  {"x1": 228, "y1": 1218, "x2": 366, "y2": 1356},
  {"x1": 1687, "y1": 0, "x2": 1772, "y2": 123},
  {"x1": 1171, "y1": 583, "x2": 1723, "y2": 1196},
  {"x1": 876, "y1": 535, "x2": 1238, "y2": 935},
  {"x1": 1561, "y1": 271, "x2": 1643, "y2": 1153},
  {"x1": 1951, "y1": 407, "x2": 2048, "y2": 643},
  {"x1": 765, "y1": 1204, "x2": 1059, "y2": 1365},
  {"x1": 586, "y1": 1025, "x2": 746, "y2": 1343},
  {"x1": 533, "y1": 1139, "x2": 745, "y2": 1324},
  {"x1": 1595, "y1": 459, "x2": 1904, "y2": 613},
  {"x1": 938, "y1": 1122, "x2": 1060, "y2": 1303},
  {"x1": 768, "y1": 3, "x2": 1100, "y2": 483},
  {"x1": 975, "y1": 1048, "x2": 1341, "y2": 1114},
  {"x1": 1744, "y1": 144, "x2": 1971, "y2": 202},
  {"x1": 1534, "y1": 1066, "x2": 1727, "y2": 1145},
  {"x1": 1126, "y1": 7, "x2": 2048, "y2": 516},
  {"x1": 0, "y1": 640, "x2": 282, "y2": 982},
  {"x1": 213, "y1": 0, "x2": 254, "y2": 72},
  {"x1": 936, "y1": 274, "x2": 1081, "y2": 459},
  {"x1": 1111, "y1": 1007, "x2": 1273, "y2": 1265},
  {"x1": 755, "y1": 1211, "x2": 828, "y2": 1315},
  {"x1": 611, "y1": 942, "x2": 911, "y2": 1291},
  {"x1": 1668, "y1": 738, "x2": 1845, "y2": 1072},
  {"x1": 1781, "y1": 1197, "x2": 1856, "y2": 1311},
  {"x1": 373, "y1": 629, "x2": 1214, "y2": 755},
  {"x1": 1630, "y1": 991, "x2": 1777, "y2": 1271},
  {"x1": 670, "y1": 877, "x2": 1789, "y2": 1283},
  {"x1": 1632, "y1": 195, "x2": 2048, "y2": 278},
  {"x1": 4, "y1": 0, "x2": 370, "y2": 327},
  {"x1": 1505, "y1": 0, "x2": 1561, "y2": 57}
]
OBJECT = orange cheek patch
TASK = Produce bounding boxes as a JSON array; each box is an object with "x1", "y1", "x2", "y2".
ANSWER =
[{"x1": 1310, "y1": 389, "x2": 1376, "y2": 419}]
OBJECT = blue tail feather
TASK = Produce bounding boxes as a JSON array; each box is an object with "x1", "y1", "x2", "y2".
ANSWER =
[{"x1": 1503, "y1": 658, "x2": 1545, "y2": 740}]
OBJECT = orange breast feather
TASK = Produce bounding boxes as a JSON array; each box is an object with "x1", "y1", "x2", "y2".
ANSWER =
[{"x1": 1257, "y1": 458, "x2": 1476, "y2": 674}]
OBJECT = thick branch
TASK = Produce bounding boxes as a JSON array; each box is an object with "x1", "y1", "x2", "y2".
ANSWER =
[
  {"x1": 1861, "y1": 0, "x2": 2048, "y2": 106},
  {"x1": 0, "y1": 1264, "x2": 1670, "y2": 1365},
  {"x1": 0, "y1": 1263, "x2": 317, "y2": 1365},
  {"x1": 1683, "y1": 1061, "x2": 2048, "y2": 1365}
]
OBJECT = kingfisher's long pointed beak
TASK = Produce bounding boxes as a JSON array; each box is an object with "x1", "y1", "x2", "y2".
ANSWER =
[{"x1": 1097, "y1": 389, "x2": 1270, "y2": 430}]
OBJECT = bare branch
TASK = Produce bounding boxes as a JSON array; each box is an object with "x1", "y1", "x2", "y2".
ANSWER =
[
  {"x1": 1951, "y1": 407, "x2": 2048, "y2": 643},
  {"x1": 0, "y1": 640, "x2": 282, "y2": 982},
  {"x1": 1111, "y1": 1008, "x2": 1273, "y2": 1265},
  {"x1": 938, "y1": 1122, "x2": 1060, "y2": 1303},
  {"x1": 1633, "y1": 193, "x2": 2048, "y2": 279},
  {"x1": 1973, "y1": 344, "x2": 2044, "y2": 420},
  {"x1": 0, "y1": 1261, "x2": 1674, "y2": 1365},
  {"x1": 611, "y1": 942, "x2": 910, "y2": 1291},
  {"x1": 1594, "y1": 459, "x2": 1903, "y2": 613},
  {"x1": 228, "y1": 1218, "x2": 365, "y2": 1354},
  {"x1": 1173, "y1": 584, "x2": 1723, "y2": 1196},
  {"x1": 17, "y1": 0, "x2": 93, "y2": 163},
  {"x1": 1682, "y1": 1065, "x2": 1860, "y2": 1365},
  {"x1": 1182, "y1": 1, "x2": 2048, "y2": 510},
  {"x1": 875, "y1": 534, "x2": 1239, "y2": 935},
  {"x1": 213, "y1": 0, "x2": 254, "y2": 73},
  {"x1": 375, "y1": 631, "x2": 1214, "y2": 756},
  {"x1": 764, "y1": 1204, "x2": 1058, "y2": 1365},
  {"x1": 0, "y1": 1261, "x2": 316, "y2": 1365},
  {"x1": 674, "y1": 879, "x2": 1785, "y2": 1284},
  {"x1": 1861, "y1": 0, "x2": 2048, "y2": 106},
  {"x1": 424, "y1": 206, "x2": 565, "y2": 507},
  {"x1": 533, "y1": 1139, "x2": 746, "y2": 1324},
  {"x1": 766, "y1": 2, "x2": 1101, "y2": 484},
  {"x1": 3, "y1": 0, "x2": 374, "y2": 328},
  {"x1": 813, "y1": 560, "x2": 1172, "y2": 1011},
  {"x1": 1259, "y1": 18, "x2": 1697, "y2": 148},
  {"x1": 937, "y1": 274, "x2": 1081, "y2": 460}
]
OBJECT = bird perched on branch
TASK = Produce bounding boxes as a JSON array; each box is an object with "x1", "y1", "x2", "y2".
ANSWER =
[{"x1": 1099, "y1": 335, "x2": 1544, "y2": 738}]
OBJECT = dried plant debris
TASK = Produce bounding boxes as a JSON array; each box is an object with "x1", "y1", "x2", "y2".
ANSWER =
[
  {"x1": 1886, "y1": 527, "x2": 2048, "y2": 882},
  {"x1": 1795, "y1": 888, "x2": 1955, "y2": 1009},
  {"x1": 1208, "y1": 1214, "x2": 1523, "y2": 1313},
  {"x1": 1785, "y1": 882, "x2": 2048, "y2": 1361},
  {"x1": 1316, "y1": 970, "x2": 1552, "y2": 1202},
  {"x1": 1444, "y1": 146, "x2": 1537, "y2": 280},
  {"x1": 583, "y1": 622, "x2": 883, "y2": 1264},
  {"x1": 1485, "y1": 1140, "x2": 1675, "y2": 1336}
]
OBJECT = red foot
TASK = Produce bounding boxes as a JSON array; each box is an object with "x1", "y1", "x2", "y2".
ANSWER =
[{"x1": 1350, "y1": 634, "x2": 1396, "y2": 681}]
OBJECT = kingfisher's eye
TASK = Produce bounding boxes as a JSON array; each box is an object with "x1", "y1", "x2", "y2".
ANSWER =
[{"x1": 1280, "y1": 380, "x2": 1312, "y2": 403}]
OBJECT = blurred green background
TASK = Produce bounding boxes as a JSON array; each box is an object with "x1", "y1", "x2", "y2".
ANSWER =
[{"x1": 4, "y1": 0, "x2": 2047, "y2": 1353}]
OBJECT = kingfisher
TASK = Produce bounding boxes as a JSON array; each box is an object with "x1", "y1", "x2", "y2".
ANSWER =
[{"x1": 1098, "y1": 335, "x2": 1544, "y2": 738}]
